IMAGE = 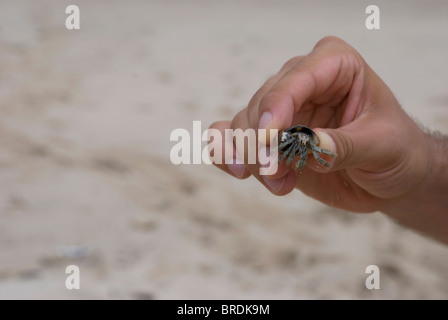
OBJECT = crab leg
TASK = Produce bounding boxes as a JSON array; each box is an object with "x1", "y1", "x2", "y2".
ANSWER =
[
  {"x1": 278, "y1": 138, "x2": 296, "y2": 150},
  {"x1": 309, "y1": 140, "x2": 337, "y2": 158},
  {"x1": 270, "y1": 137, "x2": 295, "y2": 155},
  {"x1": 295, "y1": 145, "x2": 308, "y2": 170},
  {"x1": 310, "y1": 148, "x2": 331, "y2": 168},
  {"x1": 278, "y1": 143, "x2": 295, "y2": 164},
  {"x1": 286, "y1": 141, "x2": 301, "y2": 166}
]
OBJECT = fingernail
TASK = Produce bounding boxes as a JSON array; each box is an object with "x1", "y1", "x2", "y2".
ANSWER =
[
  {"x1": 259, "y1": 112, "x2": 273, "y2": 130},
  {"x1": 258, "y1": 145, "x2": 268, "y2": 167},
  {"x1": 316, "y1": 131, "x2": 336, "y2": 154},
  {"x1": 226, "y1": 152, "x2": 245, "y2": 178},
  {"x1": 315, "y1": 130, "x2": 337, "y2": 169},
  {"x1": 262, "y1": 176, "x2": 286, "y2": 193}
]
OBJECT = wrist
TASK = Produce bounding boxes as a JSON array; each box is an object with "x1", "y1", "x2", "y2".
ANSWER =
[{"x1": 381, "y1": 131, "x2": 448, "y2": 243}]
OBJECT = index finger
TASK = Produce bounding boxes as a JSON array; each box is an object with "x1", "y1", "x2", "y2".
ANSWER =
[{"x1": 255, "y1": 36, "x2": 359, "y2": 144}]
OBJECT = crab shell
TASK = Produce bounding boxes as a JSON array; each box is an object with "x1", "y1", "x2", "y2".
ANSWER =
[{"x1": 279, "y1": 125, "x2": 320, "y2": 145}]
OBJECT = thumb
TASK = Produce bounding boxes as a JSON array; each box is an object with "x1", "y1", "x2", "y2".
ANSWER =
[{"x1": 313, "y1": 121, "x2": 395, "y2": 172}]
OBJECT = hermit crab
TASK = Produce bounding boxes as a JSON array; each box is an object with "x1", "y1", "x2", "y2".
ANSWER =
[{"x1": 275, "y1": 125, "x2": 337, "y2": 170}]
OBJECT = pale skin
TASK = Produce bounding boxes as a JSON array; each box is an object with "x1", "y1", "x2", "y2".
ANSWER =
[{"x1": 210, "y1": 36, "x2": 448, "y2": 244}]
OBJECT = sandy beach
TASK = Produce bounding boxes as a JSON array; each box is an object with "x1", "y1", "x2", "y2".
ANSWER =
[{"x1": 0, "y1": 0, "x2": 447, "y2": 299}]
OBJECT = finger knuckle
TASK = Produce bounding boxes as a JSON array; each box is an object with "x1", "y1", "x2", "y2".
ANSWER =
[
  {"x1": 281, "y1": 56, "x2": 302, "y2": 71},
  {"x1": 230, "y1": 109, "x2": 247, "y2": 130},
  {"x1": 258, "y1": 90, "x2": 285, "y2": 113},
  {"x1": 248, "y1": 74, "x2": 279, "y2": 107},
  {"x1": 315, "y1": 35, "x2": 344, "y2": 48},
  {"x1": 334, "y1": 130, "x2": 355, "y2": 169}
]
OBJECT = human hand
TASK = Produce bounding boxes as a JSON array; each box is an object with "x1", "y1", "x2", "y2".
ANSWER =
[{"x1": 210, "y1": 36, "x2": 433, "y2": 214}]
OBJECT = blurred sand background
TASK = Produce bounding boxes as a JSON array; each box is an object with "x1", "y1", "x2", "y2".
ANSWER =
[{"x1": 0, "y1": 0, "x2": 447, "y2": 299}]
